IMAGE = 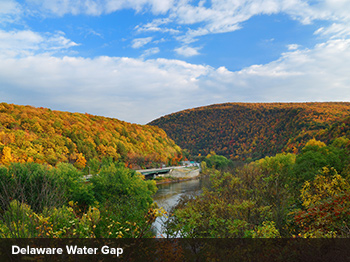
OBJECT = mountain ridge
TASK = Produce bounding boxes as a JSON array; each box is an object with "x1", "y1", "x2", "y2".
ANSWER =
[
  {"x1": 0, "y1": 102, "x2": 182, "y2": 168},
  {"x1": 149, "y1": 102, "x2": 350, "y2": 161}
]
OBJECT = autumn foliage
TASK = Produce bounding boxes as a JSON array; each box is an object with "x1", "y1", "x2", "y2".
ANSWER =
[
  {"x1": 150, "y1": 102, "x2": 350, "y2": 161},
  {"x1": 165, "y1": 137, "x2": 350, "y2": 238},
  {"x1": 0, "y1": 103, "x2": 182, "y2": 168}
]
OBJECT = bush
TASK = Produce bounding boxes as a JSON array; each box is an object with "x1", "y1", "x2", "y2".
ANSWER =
[
  {"x1": 0, "y1": 163, "x2": 65, "y2": 213},
  {"x1": 53, "y1": 163, "x2": 96, "y2": 209},
  {"x1": 90, "y1": 163, "x2": 157, "y2": 210},
  {"x1": 204, "y1": 153, "x2": 233, "y2": 170},
  {"x1": 0, "y1": 162, "x2": 162, "y2": 238}
]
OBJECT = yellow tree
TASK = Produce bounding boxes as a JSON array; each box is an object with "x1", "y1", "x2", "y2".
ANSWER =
[
  {"x1": 74, "y1": 153, "x2": 87, "y2": 169},
  {"x1": 0, "y1": 146, "x2": 13, "y2": 165},
  {"x1": 300, "y1": 167, "x2": 350, "y2": 209}
]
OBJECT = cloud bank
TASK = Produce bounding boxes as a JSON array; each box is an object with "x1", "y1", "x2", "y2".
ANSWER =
[
  {"x1": 0, "y1": 0, "x2": 350, "y2": 124},
  {"x1": 1, "y1": 37, "x2": 350, "y2": 124}
]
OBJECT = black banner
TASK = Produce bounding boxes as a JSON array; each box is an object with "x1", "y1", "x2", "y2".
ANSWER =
[{"x1": 1, "y1": 238, "x2": 350, "y2": 262}]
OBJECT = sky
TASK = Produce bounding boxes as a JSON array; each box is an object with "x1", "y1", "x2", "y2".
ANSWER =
[{"x1": 1, "y1": 0, "x2": 350, "y2": 124}]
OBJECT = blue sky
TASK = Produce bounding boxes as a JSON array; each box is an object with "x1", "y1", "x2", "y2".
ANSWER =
[{"x1": 1, "y1": 0, "x2": 350, "y2": 124}]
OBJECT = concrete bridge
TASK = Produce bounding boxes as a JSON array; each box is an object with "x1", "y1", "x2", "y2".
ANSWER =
[
  {"x1": 136, "y1": 164, "x2": 200, "y2": 179},
  {"x1": 136, "y1": 167, "x2": 173, "y2": 178},
  {"x1": 84, "y1": 164, "x2": 199, "y2": 181}
]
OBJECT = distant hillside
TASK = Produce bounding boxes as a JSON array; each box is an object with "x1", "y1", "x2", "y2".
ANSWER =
[
  {"x1": 149, "y1": 102, "x2": 350, "y2": 161},
  {"x1": 0, "y1": 103, "x2": 182, "y2": 168}
]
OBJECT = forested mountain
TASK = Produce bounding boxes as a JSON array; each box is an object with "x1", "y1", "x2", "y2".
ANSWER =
[
  {"x1": 0, "y1": 103, "x2": 182, "y2": 168},
  {"x1": 149, "y1": 102, "x2": 350, "y2": 161}
]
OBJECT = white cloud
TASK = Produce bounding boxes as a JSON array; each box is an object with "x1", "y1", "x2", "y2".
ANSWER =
[
  {"x1": 131, "y1": 37, "x2": 153, "y2": 48},
  {"x1": 136, "y1": 0, "x2": 350, "y2": 44},
  {"x1": 314, "y1": 23, "x2": 350, "y2": 39},
  {"x1": 16, "y1": 0, "x2": 350, "y2": 46},
  {"x1": 26, "y1": 0, "x2": 106, "y2": 16},
  {"x1": 0, "y1": 0, "x2": 22, "y2": 24},
  {"x1": 0, "y1": 29, "x2": 79, "y2": 57},
  {"x1": 216, "y1": 38, "x2": 350, "y2": 100},
  {"x1": 26, "y1": 0, "x2": 174, "y2": 16},
  {"x1": 174, "y1": 46, "x2": 200, "y2": 57},
  {"x1": 0, "y1": 54, "x2": 210, "y2": 123},
  {"x1": 135, "y1": 18, "x2": 180, "y2": 34},
  {"x1": 168, "y1": 0, "x2": 309, "y2": 43},
  {"x1": 141, "y1": 47, "x2": 160, "y2": 58},
  {"x1": 287, "y1": 44, "x2": 300, "y2": 50}
]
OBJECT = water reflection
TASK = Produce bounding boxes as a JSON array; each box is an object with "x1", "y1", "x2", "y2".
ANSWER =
[{"x1": 152, "y1": 177, "x2": 209, "y2": 237}]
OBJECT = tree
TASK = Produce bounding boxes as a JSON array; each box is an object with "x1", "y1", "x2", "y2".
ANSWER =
[
  {"x1": 74, "y1": 153, "x2": 87, "y2": 169},
  {"x1": 0, "y1": 146, "x2": 13, "y2": 165},
  {"x1": 166, "y1": 165, "x2": 268, "y2": 238},
  {"x1": 254, "y1": 153, "x2": 295, "y2": 235},
  {"x1": 300, "y1": 167, "x2": 349, "y2": 209},
  {"x1": 292, "y1": 139, "x2": 346, "y2": 193}
]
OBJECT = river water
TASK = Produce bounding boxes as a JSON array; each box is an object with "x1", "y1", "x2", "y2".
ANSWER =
[{"x1": 152, "y1": 177, "x2": 210, "y2": 237}]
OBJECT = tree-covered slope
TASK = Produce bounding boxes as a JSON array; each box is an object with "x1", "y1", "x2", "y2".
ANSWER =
[
  {"x1": 149, "y1": 102, "x2": 350, "y2": 161},
  {"x1": 0, "y1": 103, "x2": 182, "y2": 168}
]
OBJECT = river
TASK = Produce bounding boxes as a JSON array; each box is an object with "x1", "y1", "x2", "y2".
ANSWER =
[{"x1": 152, "y1": 176, "x2": 210, "y2": 237}]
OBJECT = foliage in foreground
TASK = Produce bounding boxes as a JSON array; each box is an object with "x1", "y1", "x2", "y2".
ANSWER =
[
  {"x1": 0, "y1": 162, "x2": 163, "y2": 238},
  {"x1": 165, "y1": 137, "x2": 350, "y2": 238}
]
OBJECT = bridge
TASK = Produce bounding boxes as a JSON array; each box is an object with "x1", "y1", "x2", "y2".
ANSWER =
[
  {"x1": 83, "y1": 164, "x2": 199, "y2": 181},
  {"x1": 136, "y1": 167, "x2": 172, "y2": 178},
  {"x1": 83, "y1": 167, "x2": 172, "y2": 181}
]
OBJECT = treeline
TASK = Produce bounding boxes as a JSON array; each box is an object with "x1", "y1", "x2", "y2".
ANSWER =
[
  {"x1": 165, "y1": 137, "x2": 350, "y2": 238},
  {"x1": 0, "y1": 162, "x2": 161, "y2": 238},
  {"x1": 149, "y1": 102, "x2": 350, "y2": 161},
  {"x1": 0, "y1": 103, "x2": 182, "y2": 169}
]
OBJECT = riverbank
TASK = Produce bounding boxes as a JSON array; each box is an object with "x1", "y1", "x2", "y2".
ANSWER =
[
  {"x1": 155, "y1": 175, "x2": 200, "y2": 185},
  {"x1": 154, "y1": 167, "x2": 200, "y2": 185}
]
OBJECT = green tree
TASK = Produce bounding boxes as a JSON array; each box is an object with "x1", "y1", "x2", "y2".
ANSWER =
[
  {"x1": 254, "y1": 153, "x2": 295, "y2": 235},
  {"x1": 90, "y1": 163, "x2": 157, "y2": 209},
  {"x1": 292, "y1": 139, "x2": 347, "y2": 194}
]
